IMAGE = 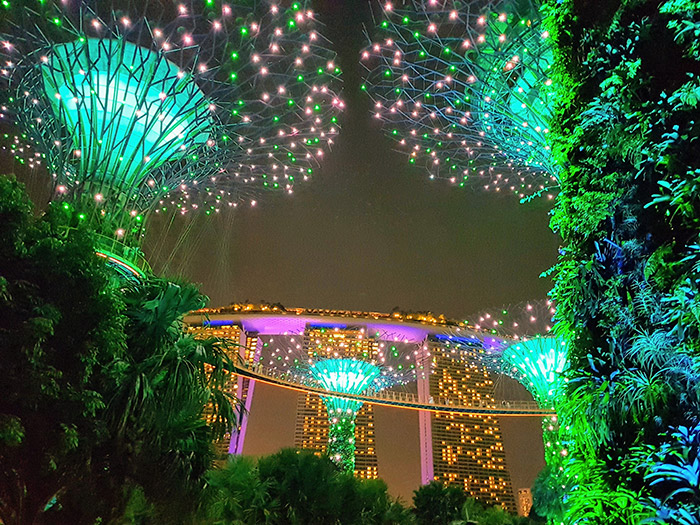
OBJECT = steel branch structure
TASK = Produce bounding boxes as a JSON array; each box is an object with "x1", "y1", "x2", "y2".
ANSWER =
[
  {"x1": 1, "y1": 0, "x2": 341, "y2": 276},
  {"x1": 500, "y1": 337, "x2": 573, "y2": 506},
  {"x1": 362, "y1": 0, "x2": 557, "y2": 200},
  {"x1": 309, "y1": 359, "x2": 384, "y2": 471}
]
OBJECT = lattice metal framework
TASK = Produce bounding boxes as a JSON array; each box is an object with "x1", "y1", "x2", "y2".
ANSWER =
[
  {"x1": 0, "y1": 0, "x2": 342, "y2": 248},
  {"x1": 362, "y1": 0, "x2": 557, "y2": 200}
]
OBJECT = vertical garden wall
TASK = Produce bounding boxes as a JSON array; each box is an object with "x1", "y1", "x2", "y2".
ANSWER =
[{"x1": 543, "y1": 0, "x2": 700, "y2": 522}]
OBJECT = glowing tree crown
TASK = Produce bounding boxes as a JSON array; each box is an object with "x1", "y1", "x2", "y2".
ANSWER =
[
  {"x1": 43, "y1": 37, "x2": 210, "y2": 189},
  {"x1": 362, "y1": 0, "x2": 557, "y2": 200},
  {"x1": 310, "y1": 358, "x2": 383, "y2": 413},
  {"x1": 501, "y1": 336, "x2": 568, "y2": 408},
  {"x1": 1, "y1": 0, "x2": 342, "y2": 251},
  {"x1": 307, "y1": 358, "x2": 384, "y2": 472}
]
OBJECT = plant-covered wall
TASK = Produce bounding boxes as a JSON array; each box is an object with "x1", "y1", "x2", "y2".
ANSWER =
[{"x1": 542, "y1": 0, "x2": 700, "y2": 522}]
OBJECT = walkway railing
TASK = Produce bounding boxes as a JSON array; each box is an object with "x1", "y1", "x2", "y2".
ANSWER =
[{"x1": 231, "y1": 361, "x2": 553, "y2": 417}]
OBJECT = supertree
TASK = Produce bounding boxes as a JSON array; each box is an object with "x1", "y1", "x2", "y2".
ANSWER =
[
  {"x1": 308, "y1": 359, "x2": 385, "y2": 472},
  {"x1": 0, "y1": 0, "x2": 341, "y2": 279},
  {"x1": 260, "y1": 330, "x2": 426, "y2": 472},
  {"x1": 464, "y1": 302, "x2": 566, "y2": 456},
  {"x1": 361, "y1": 0, "x2": 556, "y2": 201},
  {"x1": 500, "y1": 336, "x2": 572, "y2": 522}
]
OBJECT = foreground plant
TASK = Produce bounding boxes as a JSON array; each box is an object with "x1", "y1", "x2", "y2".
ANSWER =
[
  {"x1": 0, "y1": 176, "x2": 237, "y2": 524},
  {"x1": 542, "y1": 0, "x2": 700, "y2": 522}
]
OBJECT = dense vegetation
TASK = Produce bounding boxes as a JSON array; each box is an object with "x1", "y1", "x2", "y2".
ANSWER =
[
  {"x1": 201, "y1": 456, "x2": 537, "y2": 525},
  {"x1": 0, "y1": 176, "x2": 236, "y2": 524},
  {"x1": 542, "y1": 0, "x2": 700, "y2": 522}
]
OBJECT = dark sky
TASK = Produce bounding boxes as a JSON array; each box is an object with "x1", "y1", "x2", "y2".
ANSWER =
[{"x1": 2, "y1": 0, "x2": 559, "y2": 503}]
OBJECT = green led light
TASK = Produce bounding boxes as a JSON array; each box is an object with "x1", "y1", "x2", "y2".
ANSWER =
[
  {"x1": 42, "y1": 38, "x2": 209, "y2": 188},
  {"x1": 502, "y1": 337, "x2": 569, "y2": 407}
]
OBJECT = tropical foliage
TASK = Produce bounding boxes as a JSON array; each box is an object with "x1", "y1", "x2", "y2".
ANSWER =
[
  {"x1": 0, "y1": 174, "x2": 126, "y2": 525},
  {"x1": 201, "y1": 449, "x2": 411, "y2": 525},
  {"x1": 412, "y1": 481, "x2": 536, "y2": 525},
  {"x1": 412, "y1": 481, "x2": 467, "y2": 525},
  {"x1": 541, "y1": 0, "x2": 700, "y2": 522},
  {"x1": 0, "y1": 175, "x2": 237, "y2": 524}
]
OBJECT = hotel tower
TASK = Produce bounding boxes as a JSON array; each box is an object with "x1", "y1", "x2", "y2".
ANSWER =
[{"x1": 186, "y1": 305, "x2": 519, "y2": 510}]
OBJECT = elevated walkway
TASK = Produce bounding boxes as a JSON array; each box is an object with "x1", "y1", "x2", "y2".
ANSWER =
[{"x1": 230, "y1": 359, "x2": 553, "y2": 417}]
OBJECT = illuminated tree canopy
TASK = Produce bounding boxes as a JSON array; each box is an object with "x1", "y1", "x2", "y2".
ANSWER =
[
  {"x1": 501, "y1": 336, "x2": 568, "y2": 409},
  {"x1": 310, "y1": 358, "x2": 383, "y2": 472},
  {"x1": 0, "y1": 0, "x2": 342, "y2": 255},
  {"x1": 362, "y1": 0, "x2": 557, "y2": 200}
]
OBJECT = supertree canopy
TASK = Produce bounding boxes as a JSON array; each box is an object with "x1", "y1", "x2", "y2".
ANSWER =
[
  {"x1": 0, "y1": 0, "x2": 341, "y2": 278},
  {"x1": 309, "y1": 358, "x2": 383, "y2": 472},
  {"x1": 501, "y1": 336, "x2": 567, "y2": 410},
  {"x1": 42, "y1": 37, "x2": 210, "y2": 192},
  {"x1": 501, "y1": 337, "x2": 572, "y2": 519},
  {"x1": 362, "y1": 0, "x2": 556, "y2": 200},
  {"x1": 259, "y1": 330, "x2": 424, "y2": 472}
]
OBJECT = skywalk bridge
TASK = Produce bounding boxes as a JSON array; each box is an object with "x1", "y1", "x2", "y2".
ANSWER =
[{"x1": 230, "y1": 360, "x2": 553, "y2": 417}]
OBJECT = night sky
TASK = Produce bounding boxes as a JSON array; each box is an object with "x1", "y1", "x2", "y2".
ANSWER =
[{"x1": 1, "y1": 0, "x2": 560, "y2": 504}]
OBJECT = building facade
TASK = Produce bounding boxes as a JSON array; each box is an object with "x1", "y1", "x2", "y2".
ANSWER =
[
  {"x1": 294, "y1": 393, "x2": 379, "y2": 479},
  {"x1": 188, "y1": 322, "x2": 260, "y2": 456},
  {"x1": 418, "y1": 336, "x2": 516, "y2": 512},
  {"x1": 185, "y1": 305, "x2": 522, "y2": 508},
  {"x1": 517, "y1": 488, "x2": 533, "y2": 517}
]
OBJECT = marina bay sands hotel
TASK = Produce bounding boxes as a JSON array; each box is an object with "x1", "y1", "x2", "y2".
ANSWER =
[{"x1": 185, "y1": 303, "x2": 523, "y2": 513}]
